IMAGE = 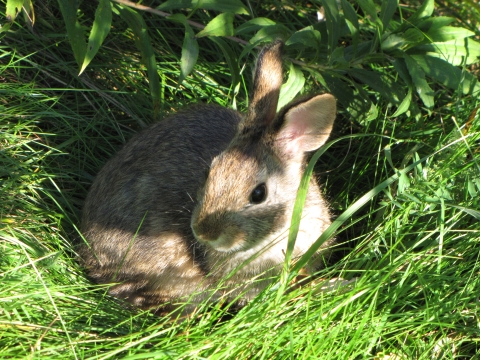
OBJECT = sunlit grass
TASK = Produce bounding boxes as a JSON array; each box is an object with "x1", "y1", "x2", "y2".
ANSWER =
[{"x1": 1, "y1": 0, "x2": 479, "y2": 358}]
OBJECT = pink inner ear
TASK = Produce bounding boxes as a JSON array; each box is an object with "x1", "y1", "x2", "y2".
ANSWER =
[{"x1": 277, "y1": 94, "x2": 336, "y2": 157}]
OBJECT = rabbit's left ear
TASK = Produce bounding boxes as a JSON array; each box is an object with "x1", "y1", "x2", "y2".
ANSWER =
[
  {"x1": 274, "y1": 94, "x2": 336, "y2": 159},
  {"x1": 243, "y1": 40, "x2": 284, "y2": 129}
]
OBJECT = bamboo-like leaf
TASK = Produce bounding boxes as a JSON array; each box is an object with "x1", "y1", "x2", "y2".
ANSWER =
[
  {"x1": 277, "y1": 64, "x2": 305, "y2": 111},
  {"x1": 357, "y1": 0, "x2": 379, "y2": 23},
  {"x1": 321, "y1": 72, "x2": 356, "y2": 110},
  {"x1": 391, "y1": 58, "x2": 412, "y2": 86},
  {"x1": 209, "y1": 37, "x2": 240, "y2": 88},
  {"x1": 115, "y1": 4, "x2": 160, "y2": 116},
  {"x1": 179, "y1": 23, "x2": 199, "y2": 85},
  {"x1": 348, "y1": 68, "x2": 402, "y2": 104},
  {"x1": 414, "y1": 38, "x2": 480, "y2": 66},
  {"x1": 411, "y1": 55, "x2": 480, "y2": 95},
  {"x1": 341, "y1": 0, "x2": 359, "y2": 48},
  {"x1": 408, "y1": 0, "x2": 434, "y2": 23},
  {"x1": 158, "y1": 0, "x2": 249, "y2": 15},
  {"x1": 6, "y1": 0, "x2": 23, "y2": 20},
  {"x1": 358, "y1": 0, "x2": 384, "y2": 50},
  {"x1": 157, "y1": 0, "x2": 196, "y2": 10},
  {"x1": 22, "y1": 0, "x2": 35, "y2": 28},
  {"x1": 248, "y1": 24, "x2": 290, "y2": 47},
  {"x1": 382, "y1": 28, "x2": 424, "y2": 50},
  {"x1": 235, "y1": 18, "x2": 276, "y2": 35},
  {"x1": 1, "y1": 0, "x2": 24, "y2": 32},
  {"x1": 417, "y1": 16, "x2": 454, "y2": 32},
  {"x1": 57, "y1": 0, "x2": 86, "y2": 67},
  {"x1": 404, "y1": 54, "x2": 434, "y2": 109},
  {"x1": 426, "y1": 26, "x2": 475, "y2": 43},
  {"x1": 196, "y1": 12, "x2": 234, "y2": 38},
  {"x1": 391, "y1": 87, "x2": 412, "y2": 117},
  {"x1": 321, "y1": 0, "x2": 341, "y2": 54},
  {"x1": 379, "y1": 0, "x2": 398, "y2": 30},
  {"x1": 80, "y1": 0, "x2": 112, "y2": 75},
  {"x1": 286, "y1": 26, "x2": 321, "y2": 48}
]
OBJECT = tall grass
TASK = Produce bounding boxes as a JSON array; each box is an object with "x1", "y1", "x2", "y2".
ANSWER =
[{"x1": 1, "y1": 1, "x2": 479, "y2": 358}]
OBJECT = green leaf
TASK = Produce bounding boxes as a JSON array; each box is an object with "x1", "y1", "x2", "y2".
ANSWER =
[
  {"x1": 398, "y1": 171, "x2": 410, "y2": 194},
  {"x1": 321, "y1": 0, "x2": 341, "y2": 54},
  {"x1": 57, "y1": 0, "x2": 86, "y2": 67},
  {"x1": 382, "y1": 28, "x2": 425, "y2": 51},
  {"x1": 408, "y1": 0, "x2": 434, "y2": 23},
  {"x1": 158, "y1": 0, "x2": 249, "y2": 15},
  {"x1": 413, "y1": 38, "x2": 480, "y2": 66},
  {"x1": 426, "y1": 26, "x2": 475, "y2": 43},
  {"x1": 379, "y1": 0, "x2": 398, "y2": 31},
  {"x1": 348, "y1": 68, "x2": 402, "y2": 104},
  {"x1": 277, "y1": 64, "x2": 305, "y2": 111},
  {"x1": 404, "y1": 54, "x2": 434, "y2": 109},
  {"x1": 321, "y1": 72, "x2": 356, "y2": 110},
  {"x1": 467, "y1": 179, "x2": 478, "y2": 198},
  {"x1": 196, "y1": 12, "x2": 234, "y2": 38},
  {"x1": 115, "y1": 5, "x2": 161, "y2": 116},
  {"x1": 1, "y1": 0, "x2": 23, "y2": 32},
  {"x1": 411, "y1": 55, "x2": 480, "y2": 95},
  {"x1": 357, "y1": 0, "x2": 383, "y2": 50},
  {"x1": 248, "y1": 24, "x2": 290, "y2": 47},
  {"x1": 166, "y1": 13, "x2": 188, "y2": 25},
  {"x1": 417, "y1": 16, "x2": 455, "y2": 32},
  {"x1": 286, "y1": 26, "x2": 321, "y2": 48},
  {"x1": 341, "y1": 0, "x2": 359, "y2": 48},
  {"x1": 179, "y1": 22, "x2": 199, "y2": 85},
  {"x1": 209, "y1": 37, "x2": 240, "y2": 88},
  {"x1": 391, "y1": 58, "x2": 412, "y2": 86},
  {"x1": 448, "y1": 205, "x2": 480, "y2": 220},
  {"x1": 22, "y1": 0, "x2": 34, "y2": 28},
  {"x1": 157, "y1": 0, "x2": 196, "y2": 10},
  {"x1": 391, "y1": 87, "x2": 412, "y2": 117},
  {"x1": 80, "y1": 0, "x2": 112, "y2": 75},
  {"x1": 234, "y1": 18, "x2": 276, "y2": 36},
  {"x1": 357, "y1": 0, "x2": 379, "y2": 23},
  {"x1": 6, "y1": 0, "x2": 23, "y2": 21}
]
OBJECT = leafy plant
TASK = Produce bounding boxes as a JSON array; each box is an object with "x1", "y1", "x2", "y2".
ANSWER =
[{"x1": 4, "y1": 0, "x2": 478, "y2": 120}]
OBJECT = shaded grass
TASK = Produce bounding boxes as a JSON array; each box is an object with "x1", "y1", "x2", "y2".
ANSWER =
[{"x1": 1, "y1": 1, "x2": 480, "y2": 359}]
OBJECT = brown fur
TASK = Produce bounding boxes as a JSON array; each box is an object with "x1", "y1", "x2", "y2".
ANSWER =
[{"x1": 79, "y1": 40, "x2": 337, "y2": 314}]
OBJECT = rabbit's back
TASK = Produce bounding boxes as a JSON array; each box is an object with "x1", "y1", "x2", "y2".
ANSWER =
[{"x1": 79, "y1": 105, "x2": 241, "y2": 308}]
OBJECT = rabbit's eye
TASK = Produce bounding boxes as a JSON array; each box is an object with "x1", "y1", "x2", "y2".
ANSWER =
[{"x1": 250, "y1": 183, "x2": 267, "y2": 204}]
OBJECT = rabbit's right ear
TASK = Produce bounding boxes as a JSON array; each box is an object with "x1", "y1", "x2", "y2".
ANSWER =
[
  {"x1": 242, "y1": 40, "x2": 284, "y2": 130},
  {"x1": 274, "y1": 94, "x2": 336, "y2": 162}
]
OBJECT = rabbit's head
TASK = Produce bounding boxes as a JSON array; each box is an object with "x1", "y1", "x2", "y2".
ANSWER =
[{"x1": 191, "y1": 40, "x2": 336, "y2": 256}]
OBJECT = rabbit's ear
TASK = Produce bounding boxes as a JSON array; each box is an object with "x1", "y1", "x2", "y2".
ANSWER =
[
  {"x1": 274, "y1": 94, "x2": 336, "y2": 160},
  {"x1": 243, "y1": 40, "x2": 284, "y2": 128}
]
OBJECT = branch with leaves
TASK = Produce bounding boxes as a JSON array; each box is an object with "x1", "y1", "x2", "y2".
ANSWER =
[{"x1": 3, "y1": 0, "x2": 479, "y2": 121}]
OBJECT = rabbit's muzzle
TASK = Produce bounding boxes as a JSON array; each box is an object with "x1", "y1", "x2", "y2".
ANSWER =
[{"x1": 191, "y1": 212, "x2": 248, "y2": 252}]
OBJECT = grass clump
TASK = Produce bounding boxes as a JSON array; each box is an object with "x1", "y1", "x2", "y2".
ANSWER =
[{"x1": 1, "y1": 0, "x2": 480, "y2": 358}]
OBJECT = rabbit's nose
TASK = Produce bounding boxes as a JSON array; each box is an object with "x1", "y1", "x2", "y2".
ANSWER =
[
  {"x1": 191, "y1": 210, "x2": 224, "y2": 240},
  {"x1": 192, "y1": 229, "x2": 215, "y2": 243},
  {"x1": 191, "y1": 221, "x2": 220, "y2": 243}
]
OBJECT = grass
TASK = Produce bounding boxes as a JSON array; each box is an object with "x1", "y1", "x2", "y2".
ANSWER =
[{"x1": 1, "y1": 0, "x2": 480, "y2": 358}]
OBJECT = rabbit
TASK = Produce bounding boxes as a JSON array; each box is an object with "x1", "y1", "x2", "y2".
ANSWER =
[{"x1": 79, "y1": 40, "x2": 337, "y2": 315}]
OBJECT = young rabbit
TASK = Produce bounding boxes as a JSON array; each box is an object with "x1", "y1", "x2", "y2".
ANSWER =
[{"x1": 79, "y1": 40, "x2": 337, "y2": 314}]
